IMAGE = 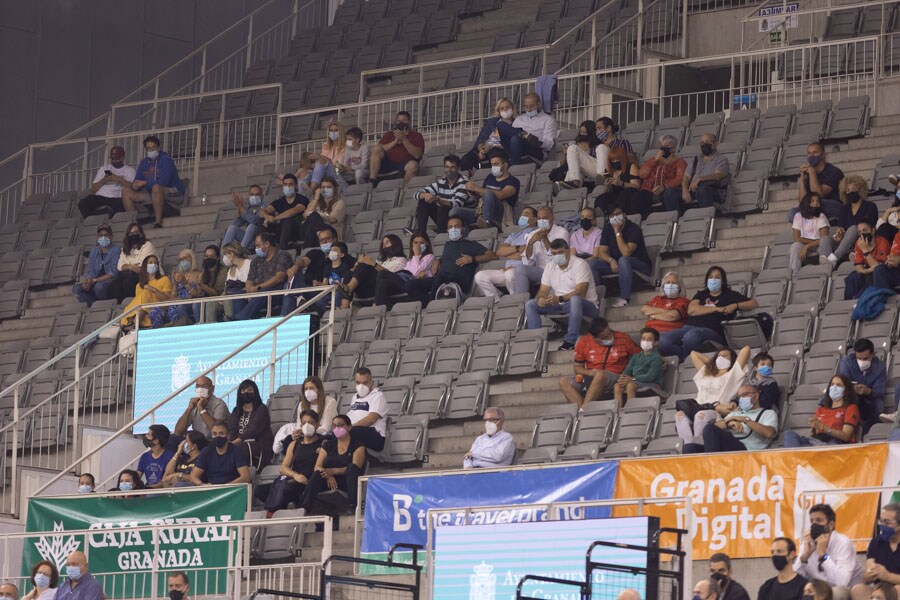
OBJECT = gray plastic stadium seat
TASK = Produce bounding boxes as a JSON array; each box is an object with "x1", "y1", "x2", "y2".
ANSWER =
[
  {"x1": 553, "y1": 188, "x2": 587, "y2": 217},
  {"x1": 489, "y1": 293, "x2": 529, "y2": 333},
  {"x1": 871, "y1": 154, "x2": 900, "y2": 193},
  {"x1": 15, "y1": 194, "x2": 48, "y2": 224},
  {"x1": 794, "y1": 100, "x2": 833, "y2": 139},
  {"x1": 418, "y1": 299, "x2": 457, "y2": 339},
  {"x1": 270, "y1": 55, "x2": 300, "y2": 83},
  {"x1": 799, "y1": 351, "x2": 840, "y2": 385},
  {"x1": 654, "y1": 116, "x2": 689, "y2": 150},
  {"x1": 558, "y1": 443, "x2": 600, "y2": 461},
  {"x1": 824, "y1": 8, "x2": 860, "y2": 38},
  {"x1": 771, "y1": 306, "x2": 814, "y2": 351},
  {"x1": 518, "y1": 447, "x2": 556, "y2": 465},
  {"x1": 258, "y1": 508, "x2": 307, "y2": 560},
  {"x1": 0, "y1": 230, "x2": 19, "y2": 254},
  {"x1": 0, "y1": 281, "x2": 28, "y2": 320},
  {"x1": 640, "y1": 211, "x2": 677, "y2": 252},
  {"x1": 382, "y1": 302, "x2": 420, "y2": 341},
  {"x1": 0, "y1": 252, "x2": 24, "y2": 282},
  {"x1": 47, "y1": 246, "x2": 83, "y2": 285},
  {"x1": 381, "y1": 415, "x2": 428, "y2": 463},
  {"x1": 469, "y1": 332, "x2": 509, "y2": 376},
  {"x1": 50, "y1": 305, "x2": 83, "y2": 338},
  {"x1": 724, "y1": 314, "x2": 770, "y2": 353},
  {"x1": 17, "y1": 229, "x2": 47, "y2": 252},
  {"x1": 865, "y1": 423, "x2": 894, "y2": 442},
  {"x1": 537, "y1": 0, "x2": 565, "y2": 20},
  {"x1": 572, "y1": 400, "x2": 618, "y2": 448},
  {"x1": 602, "y1": 441, "x2": 642, "y2": 458},
  {"x1": 322, "y1": 342, "x2": 365, "y2": 383},
  {"x1": 744, "y1": 137, "x2": 782, "y2": 178},
  {"x1": 432, "y1": 334, "x2": 472, "y2": 377},
  {"x1": 323, "y1": 307, "x2": 351, "y2": 346},
  {"x1": 688, "y1": 111, "x2": 725, "y2": 145},
  {"x1": 856, "y1": 300, "x2": 900, "y2": 343},
  {"x1": 347, "y1": 210, "x2": 382, "y2": 243},
  {"x1": 788, "y1": 270, "x2": 829, "y2": 310},
  {"x1": 407, "y1": 374, "x2": 452, "y2": 420},
  {"x1": 828, "y1": 95, "x2": 869, "y2": 140},
  {"x1": 757, "y1": 104, "x2": 795, "y2": 141},
  {"x1": 778, "y1": 133, "x2": 820, "y2": 177},
  {"x1": 492, "y1": 31, "x2": 521, "y2": 52},
  {"x1": 753, "y1": 270, "x2": 790, "y2": 312},
  {"x1": 364, "y1": 339, "x2": 401, "y2": 382},
  {"x1": 643, "y1": 438, "x2": 682, "y2": 456},
  {"x1": 268, "y1": 385, "x2": 304, "y2": 429},
  {"x1": 453, "y1": 297, "x2": 493, "y2": 336},
  {"x1": 532, "y1": 404, "x2": 578, "y2": 450},
  {"x1": 717, "y1": 143, "x2": 746, "y2": 176},
  {"x1": 346, "y1": 305, "x2": 386, "y2": 344},
  {"x1": 445, "y1": 371, "x2": 490, "y2": 418},
  {"x1": 25, "y1": 249, "x2": 52, "y2": 287},
  {"x1": 726, "y1": 171, "x2": 768, "y2": 215},
  {"x1": 812, "y1": 300, "x2": 855, "y2": 350},
  {"x1": 505, "y1": 328, "x2": 548, "y2": 375},
  {"x1": 466, "y1": 228, "x2": 497, "y2": 252},
  {"x1": 379, "y1": 375, "x2": 416, "y2": 416},
  {"x1": 671, "y1": 207, "x2": 715, "y2": 252}
]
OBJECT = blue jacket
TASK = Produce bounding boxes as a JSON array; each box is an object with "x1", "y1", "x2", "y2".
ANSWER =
[
  {"x1": 838, "y1": 353, "x2": 886, "y2": 406},
  {"x1": 86, "y1": 244, "x2": 121, "y2": 279},
  {"x1": 472, "y1": 116, "x2": 503, "y2": 150},
  {"x1": 851, "y1": 287, "x2": 895, "y2": 321},
  {"x1": 536, "y1": 73, "x2": 558, "y2": 114},
  {"x1": 134, "y1": 151, "x2": 185, "y2": 193}
]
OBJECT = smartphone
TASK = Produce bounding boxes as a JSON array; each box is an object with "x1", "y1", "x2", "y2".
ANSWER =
[{"x1": 104, "y1": 170, "x2": 112, "y2": 176}]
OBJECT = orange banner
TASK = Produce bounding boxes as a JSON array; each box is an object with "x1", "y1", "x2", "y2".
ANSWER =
[{"x1": 613, "y1": 444, "x2": 887, "y2": 559}]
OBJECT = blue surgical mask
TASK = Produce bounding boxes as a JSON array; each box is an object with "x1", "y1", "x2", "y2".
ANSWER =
[
  {"x1": 118, "y1": 481, "x2": 133, "y2": 492},
  {"x1": 34, "y1": 574, "x2": 50, "y2": 589},
  {"x1": 448, "y1": 228, "x2": 462, "y2": 241},
  {"x1": 183, "y1": 442, "x2": 192, "y2": 455},
  {"x1": 283, "y1": 186, "x2": 296, "y2": 197},
  {"x1": 66, "y1": 565, "x2": 82, "y2": 581},
  {"x1": 600, "y1": 338, "x2": 614, "y2": 346},
  {"x1": 490, "y1": 165, "x2": 502, "y2": 177},
  {"x1": 758, "y1": 365, "x2": 773, "y2": 377},
  {"x1": 322, "y1": 187, "x2": 334, "y2": 199},
  {"x1": 97, "y1": 236, "x2": 111, "y2": 248},
  {"x1": 895, "y1": 189, "x2": 900, "y2": 201},
  {"x1": 663, "y1": 283, "x2": 679, "y2": 298},
  {"x1": 707, "y1": 278, "x2": 722, "y2": 293},
  {"x1": 526, "y1": 110, "x2": 538, "y2": 118},
  {"x1": 179, "y1": 260, "x2": 191, "y2": 272},
  {"x1": 249, "y1": 195, "x2": 261, "y2": 206},
  {"x1": 255, "y1": 247, "x2": 266, "y2": 258},
  {"x1": 537, "y1": 219, "x2": 550, "y2": 231},
  {"x1": 419, "y1": 243, "x2": 428, "y2": 254},
  {"x1": 517, "y1": 216, "x2": 530, "y2": 228},
  {"x1": 738, "y1": 396, "x2": 753, "y2": 412},
  {"x1": 880, "y1": 524, "x2": 896, "y2": 541},
  {"x1": 828, "y1": 385, "x2": 845, "y2": 400},
  {"x1": 320, "y1": 242, "x2": 332, "y2": 253},
  {"x1": 609, "y1": 215, "x2": 625, "y2": 226},
  {"x1": 147, "y1": 263, "x2": 158, "y2": 275},
  {"x1": 147, "y1": 150, "x2": 159, "y2": 160},
  {"x1": 328, "y1": 131, "x2": 339, "y2": 141},
  {"x1": 552, "y1": 254, "x2": 567, "y2": 266},
  {"x1": 78, "y1": 485, "x2": 92, "y2": 494}
]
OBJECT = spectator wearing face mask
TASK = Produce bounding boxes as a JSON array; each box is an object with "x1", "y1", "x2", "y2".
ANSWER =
[
  {"x1": 301, "y1": 414, "x2": 366, "y2": 514},
  {"x1": 843, "y1": 221, "x2": 890, "y2": 300},
  {"x1": 682, "y1": 133, "x2": 730, "y2": 209},
  {"x1": 513, "y1": 205, "x2": 569, "y2": 294},
  {"x1": 190, "y1": 421, "x2": 251, "y2": 486},
  {"x1": 691, "y1": 580, "x2": 721, "y2": 600},
  {"x1": 375, "y1": 233, "x2": 437, "y2": 309},
  {"x1": 641, "y1": 271, "x2": 689, "y2": 333},
  {"x1": 73, "y1": 224, "x2": 121, "y2": 307},
  {"x1": 459, "y1": 148, "x2": 520, "y2": 231},
  {"x1": 166, "y1": 572, "x2": 190, "y2": 600},
  {"x1": 641, "y1": 135, "x2": 687, "y2": 213},
  {"x1": 415, "y1": 155, "x2": 471, "y2": 234},
  {"x1": 684, "y1": 382, "x2": 777, "y2": 453},
  {"x1": 122, "y1": 135, "x2": 185, "y2": 229},
  {"x1": 749, "y1": 352, "x2": 780, "y2": 411},
  {"x1": 113, "y1": 222, "x2": 155, "y2": 301},
  {"x1": 220, "y1": 242, "x2": 252, "y2": 320},
  {"x1": 111, "y1": 469, "x2": 144, "y2": 494},
  {"x1": 173, "y1": 375, "x2": 229, "y2": 441},
  {"x1": 796, "y1": 142, "x2": 844, "y2": 222},
  {"x1": 875, "y1": 187, "x2": 900, "y2": 244},
  {"x1": 309, "y1": 119, "x2": 346, "y2": 195},
  {"x1": 873, "y1": 229, "x2": 900, "y2": 292},
  {"x1": 708, "y1": 553, "x2": 751, "y2": 600},
  {"x1": 851, "y1": 503, "x2": 900, "y2": 600},
  {"x1": 346, "y1": 368, "x2": 389, "y2": 451},
  {"x1": 223, "y1": 184, "x2": 267, "y2": 250},
  {"x1": 336, "y1": 127, "x2": 369, "y2": 185},
  {"x1": 260, "y1": 173, "x2": 309, "y2": 249},
  {"x1": 302, "y1": 177, "x2": 346, "y2": 249},
  {"x1": 826, "y1": 176, "x2": 878, "y2": 267},
  {"x1": 77, "y1": 146, "x2": 136, "y2": 218},
  {"x1": 77, "y1": 473, "x2": 95, "y2": 495},
  {"x1": 510, "y1": 93, "x2": 558, "y2": 164},
  {"x1": 569, "y1": 208, "x2": 602, "y2": 259},
  {"x1": 232, "y1": 232, "x2": 292, "y2": 321},
  {"x1": 759, "y1": 538, "x2": 807, "y2": 600},
  {"x1": 55, "y1": 552, "x2": 102, "y2": 600},
  {"x1": 556, "y1": 120, "x2": 599, "y2": 191},
  {"x1": 590, "y1": 207, "x2": 652, "y2": 308},
  {"x1": 344, "y1": 235, "x2": 406, "y2": 305},
  {"x1": 22, "y1": 560, "x2": 58, "y2": 600},
  {"x1": 593, "y1": 147, "x2": 643, "y2": 216},
  {"x1": 119, "y1": 255, "x2": 172, "y2": 329},
  {"x1": 262, "y1": 409, "x2": 323, "y2": 516},
  {"x1": 296, "y1": 376, "x2": 337, "y2": 436},
  {"x1": 193, "y1": 245, "x2": 227, "y2": 323},
  {"x1": 460, "y1": 98, "x2": 519, "y2": 172},
  {"x1": 793, "y1": 503, "x2": 865, "y2": 596},
  {"x1": 370, "y1": 111, "x2": 425, "y2": 183},
  {"x1": 614, "y1": 327, "x2": 664, "y2": 409},
  {"x1": 161, "y1": 431, "x2": 208, "y2": 487},
  {"x1": 790, "y1": 192, "x2": 832, "y2": 275},
  {"x1": 308, "y1": 241, "x2": 353, "y2": 313},
  {"x1": 838, "y1": 338, "x2": 886, "y2": 434},
  {"x1": 594, "y1": 117, "x2": 634, "y2": 182},
  {"x1": 229, "y1": 380, "x2": 274, "y2": 467},
  {"x1": 784, "y1": 375, "x2": 860, "y2": 448},
  {"x1": 0, "y1": 584, "x2": 16, "y2": 600},
  {"x1": 802, "y1": 579, "x2": 833, "y2": 600},
  {"x1": 463, "y1": 407, "x2": 515, "y2": 468},
  {"x1": 137, "y1": 424, "x2": 174, "y2": 488}
]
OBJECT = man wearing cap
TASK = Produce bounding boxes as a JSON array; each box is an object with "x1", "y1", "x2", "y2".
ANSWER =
[
  {"x1": 72, "y1": 224, "x2": 121, "y2": 307},
  {"x1": 77, "y1": 146, "x2": 136, "y2": 218}
]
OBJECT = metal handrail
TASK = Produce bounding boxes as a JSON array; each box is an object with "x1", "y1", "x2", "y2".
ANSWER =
[
  {"x1": 31, "y1": 284, "x2": 336, "y2": 497},
  {"x1": 112, "y1": 82, "x2": 284, "y2": 111}
]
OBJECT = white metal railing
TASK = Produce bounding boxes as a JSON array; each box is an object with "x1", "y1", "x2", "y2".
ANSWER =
[
  {"x1": 0, "y1": 285, "x2": 338, "y2": 517},
  {"x1": 0, "y1": 503, "x2": 330, "y2": 600},
  {"x1": 797, "y1": 484, "x2": 898, "y2": 545}
]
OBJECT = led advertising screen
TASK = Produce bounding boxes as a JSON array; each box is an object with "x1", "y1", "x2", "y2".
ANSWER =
[
  {"x1": 432, "y1": 516, "x2": 654, "y2": 599},
  {"x1": 133, "y1": 315, "x2": 311, "y2": 431}
]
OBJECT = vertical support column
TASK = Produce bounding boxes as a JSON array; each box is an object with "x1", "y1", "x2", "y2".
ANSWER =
[
  {"x1": 72, "y1": 345, "x2": 82, "y2": 480},
  {"x1": 681, "y1": 0, "x2": 688, "y2": 57},
  {"x1": 10, "y1": 386, "x2": 19, "y2": 516},
  {"x1": 636, "y1": 0, "x2": 644, "y2": 63},
  {"x1": 269, "y1": 327, "x2": 277, "y2": 397}
]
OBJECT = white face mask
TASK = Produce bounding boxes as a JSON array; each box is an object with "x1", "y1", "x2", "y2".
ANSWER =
[
  {"x1": 857, "y1": 358, "x2": 872, "y2": 371},
  {"x1": 196, "y1": 387, "x2": 209, "y2": 399},
  {"x1": 346, "y1": 139, "x2": 355, "y2": 148},
  {"x1": 356, "y1": 383, "x2": 370, "y2": 397},
  {"x1": 640, "y1": 340, "x2": 655, "y2": 352},
  {"x1": 222, "y1": 254, "x2": 233, "y2": 267},
  {"x1": 715, "y1": 356, "x2": 732, "y2": 370},
  {"x1": 300, "y1": 423, "x2": 316, "y2": 437},
  {"x1": 304, "y1": 389, "x2": 318, "y2": 402},
  {"x1": 328, "y1": 250, "x2": 339, "y2": 262},
  {"x1": 485, "y1": 421, "x2": 498, "y2": 435},
  {"x1": 500, "y1": 109, "x2": 513, "y2": 119}
]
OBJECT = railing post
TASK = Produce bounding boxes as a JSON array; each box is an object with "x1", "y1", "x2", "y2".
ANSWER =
[
  {"x1": 23, "y1": 146, "x2": 33, "y2": 200},
  {"x1": 326, "y1": 287, "x2": 335, "y2": 359},
  {"x1": 218, "y1": 96, "x2": 226, "y2": 159},
  {"x1": 292, "y1": 0, "x2": 300, "y2": 37},
  {"x1": 81, "y1": 138, "x2": 89, "y2": 191},
  {"x1": 246, "y1": 15, "x2": 255, "y2": 70},
  {"x1": 681, "y1": 0, "x2": 688, "y2": 57},
  {"x1": 72, "y1": 345, "x2": 81, "y2": 476},
  {"x1": 199, "y1": 47, "x2": 208, "y2": 95},
  {"x1": 270, "y1": 328, "x2": 278, "y2": 397},
  {"x1": 11, "y1": 386, "x2": 19, "y2": 516},
  {"x1": 153, "y1": 79, "x2": 161, "y2": 130},
  {"x1": 193, "y1": 125, "x2": 201, "y2": 196},
  {"x1": 636, "y1": 0, "x2": 644, "y2": 63},
  {"x1": 873, "y1": 38, "x2": 880, "y2": 115}
]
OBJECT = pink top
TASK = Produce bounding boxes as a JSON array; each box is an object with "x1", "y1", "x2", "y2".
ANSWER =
[
  {"x1": 570, "y1": 227, "x2": 602, "y2": 256},
  {"x1": 405, "y1": 254, "x2": 435, "y2": 277},
  {"x1": 321, "y1": 142, "x2": 345, "y2": 164}
]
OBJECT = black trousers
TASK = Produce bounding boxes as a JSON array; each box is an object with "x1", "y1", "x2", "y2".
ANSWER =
[
  {"x1": 350, "y1": 425, "x2": 386, "y2": 451},
  {"x1": 405, "y1": 271, "x2": 469, "y2": 305},
  {"x1": 302, "y1": 463, "x2": 362, "y2": 509},
  {"x1": 263, "y1": 475, "x2": 309, "y2": 513},
  {"x1": 350, "y1": 263, "x2": 378, "y2": 300},
  {"x1": 78, "y1": 194, "x2": 125, "y2": 218},
  {"x1": 416, "y1": 199, "x2": 452, "y2": 234},
  {"x1": 374, "y1": 270, "x2": 410, "y2": 307},
  {"x1": 266, "y1": 217, "x2": 301, "y2": 249},
  {"x1": 110, "y1": 271, "x2": 140, "y2": 303}
]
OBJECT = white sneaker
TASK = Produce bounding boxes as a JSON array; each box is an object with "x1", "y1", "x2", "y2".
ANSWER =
[
  {"x1": 612, "y1": 298, "x2": 629, "y2": 308},
  {"x1": 880, "y1": 412, "x2": 897, "y2": 424},
  {"x1": 826, "y1": 253, "x2": 838, "y2": 266}
]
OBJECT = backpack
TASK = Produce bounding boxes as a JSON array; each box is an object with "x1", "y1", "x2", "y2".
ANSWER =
[{"x1": 435, "y1": 282, "x2": 464, "y2": 306}]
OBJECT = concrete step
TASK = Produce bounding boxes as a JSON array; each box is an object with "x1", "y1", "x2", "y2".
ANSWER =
[{"x1": 0, "y1": 316, "x2": 52, "y2": 332}]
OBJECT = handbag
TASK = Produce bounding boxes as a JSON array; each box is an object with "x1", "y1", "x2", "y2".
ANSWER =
[{"x1": 674, "y1": 398, "x2": 717, "y2": 422}]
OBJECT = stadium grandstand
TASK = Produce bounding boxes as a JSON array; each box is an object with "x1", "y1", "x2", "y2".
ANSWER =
[{"x1": 2, "y1": 0, "x2": 900, "y2": 598}]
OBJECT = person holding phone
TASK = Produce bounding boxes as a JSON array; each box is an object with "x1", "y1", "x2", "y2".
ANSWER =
[
  {"x1": 77, "y1": 146, "x2": 136, "y2": 218},
  {"x1": 369, "y1": 111, "x2": 425, "y2": 184}
]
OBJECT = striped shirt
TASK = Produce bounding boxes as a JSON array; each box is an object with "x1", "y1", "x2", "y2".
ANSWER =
[
  {"x1": 415, "y1": 175, "x2": 473, "y2": 209},
  {"x1": 610, "y1": 136, "x2": 634, "y2": 156}
]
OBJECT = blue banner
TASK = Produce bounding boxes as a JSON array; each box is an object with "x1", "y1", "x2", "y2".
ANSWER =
[{"x1": 361, "y1": 461, "x2": 619, "y2": 565}]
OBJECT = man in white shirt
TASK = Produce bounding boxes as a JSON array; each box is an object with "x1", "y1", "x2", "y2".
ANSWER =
[
  {"x1": 512, "y1": 205, "x2": 569, "y2": 294},
  {"x1": 525, "y1": 239, "x2": 599, "y2": 350},
  {"x1": 510, "y1": 92, "x2": 558, "y2": 164},
  {"x1": 463, "y1": 407, "x2": 516, "y2": 469},
  {"x1": 347, "y1": 367, "x2": 388, "y2": 451},
  {"x1": 77, "y1": 146, "x2": 137, "y2": 217},
  {"x1": 795, "y1": 503, "x2": 864, "y2": 598},
  {"x1": 684, "y1": 384, "x2": 778, "y2": 453}
]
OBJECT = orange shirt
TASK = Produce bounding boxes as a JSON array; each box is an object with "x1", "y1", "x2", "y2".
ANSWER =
[
  {"x1": 815, "y1": 403, "x2": 860, "y2": 443},
  {"x1": 853, "y1": 235, "x2": 890, "y2": 265},
  {"x1": 643, "y1": 295, "x2": 690, "y2": 333},
  {"x1": 891, "y1": 231, "x2": 900, "y2": 256},
  {"x1": 574, "y1": 331, "x2": 639, "y2": 374}
]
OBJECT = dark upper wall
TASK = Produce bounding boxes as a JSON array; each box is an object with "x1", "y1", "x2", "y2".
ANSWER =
[{"x1": 0, "y1": 0, "x2": 294, "y2": 165}]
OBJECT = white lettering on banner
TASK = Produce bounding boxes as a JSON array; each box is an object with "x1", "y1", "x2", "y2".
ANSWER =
[
  {"x1": 87, "y1": 516, "x2": 232, "y2": 549},
  {"x1": 117, "y1": 548, "x2": 203, "y2": 570},
  {"x1": 650, "y1": 467, "x2": 785, "y2": 551},
  {"x1": 393, "y1": 495, "x2": 413, "y2": 532}
]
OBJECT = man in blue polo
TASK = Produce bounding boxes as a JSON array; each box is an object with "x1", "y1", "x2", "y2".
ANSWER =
[
  {"x1": 122, "y1": 135, "x2": 185, "y2": 229},
  {"x1": 55, "y1": 551, "x2": 102, "y2": 600}
]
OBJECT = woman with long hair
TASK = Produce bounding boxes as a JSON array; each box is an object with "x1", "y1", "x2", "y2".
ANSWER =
[
  {"x1": 228, "y1": 379, "x2": 274, "y2": 467},
  {"x1": 345, "y1": 234, "x2": 408, "y2": 303},
  {"x1": 120, "y1": 255, "x2": 172, "y2": 328},
  {"x1": 789, "y1": 192, "x2": 832, "y2": 275},
  {"x1": 460, "y1": 97, "x2": 518, "y2": 172},
  {"x1": 221, "y1": 241, "x2": 252, "y2": 320},
  {"x1": 593, "y1": 146, "x2": 642, "y2": 215},
  {"x1": 302, "y1": 176, "x2": 346, "y2": 249},
  {"x1": 161, "y1": 430, "x2": 209, "y2": 487},
  {"x1": 783, "y1": 375, "x2": 860, "y2": 447},
  {"x1": 113, "y1": 222, "x2": 156, "y2": 301},
  {"x1": 194, "y1": 244, "x2": 228, "y2": 322}
]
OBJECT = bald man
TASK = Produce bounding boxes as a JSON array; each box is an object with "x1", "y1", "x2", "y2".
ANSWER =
[
  {"x1": 56, "y1": 551, "x2": 102, "y2": 600},
  {"x1": 617, "y1": 590, "x2": 641, "y2": 600},
  {"x1": 693, "y1": 579, "x2": 720, "y2": 600},
  {"x1": 173, "y1": 375, "x2": 229, "y2": 441},
  {"x1": 0, "y1": 583, "x2": 19, "y2": 600}
]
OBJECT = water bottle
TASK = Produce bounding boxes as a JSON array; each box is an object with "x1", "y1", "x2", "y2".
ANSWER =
[{"x1": 201, "y1": 193, "x2": 207, "y2": 206}]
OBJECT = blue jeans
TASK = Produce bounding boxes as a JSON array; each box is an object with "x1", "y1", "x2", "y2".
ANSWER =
[
  {"x1": 844, "y1": 271, "x2": 872, "y2": 300},
  {"x1": 874, "y1": 264, "x2": 900, "y2": 291},
  {"x1": 660, "y1": 187, "x2": 686, "y2": 212},
  {"x1": 222, "y1": 219, "x2": 259, "y2": 249},
  {"x1": 504, "y1": 130, "x2": 542, "y2": 165},
  {"x1": 782, "y1": 431, "x2": 840, "y2": 447},
  {"x1": 311, "y1": 161, "x2": 339, "y2": 186},
  {"x1": 72, "y1": 279, "x2": 115, "y2": 307},
  {"x1": 693, "y1": 182, "x2": 722, "y2": 208},
  {"x1": 525, "y1": 296, "x2": 599, "y2": 344},
  {"x1": 588, "y1": 256, "x2": 650, "y2": 301},
  {"x1": 450, "y1": 190, "x2": 506, "y2": 228},
  {"x1": 233, "y1": 286, "x2": 277, "y2": 321},
  {"x1": 658, "y1": 325, "x2": 725, "y2": 362}
]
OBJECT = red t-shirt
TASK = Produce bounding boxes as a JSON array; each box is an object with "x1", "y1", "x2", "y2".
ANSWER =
[
  {"x1": 891, "y1": 231, "x2": 900, "y2": 256},
  {"x1": 644, "y1": 295, "x2": 690, "y2": 333},
  {"x1": 379, "y1": 130, "x2": 425, "y2": 165},
  {"x1": 815, "y1": 403, "x2": 860, "y2": 443},
  {"x1": 852, "y1": 235, "x2": 890, "y2": 265},
  {"x1": 574, "y1": 331, "x2": 639, "y2": 375}
]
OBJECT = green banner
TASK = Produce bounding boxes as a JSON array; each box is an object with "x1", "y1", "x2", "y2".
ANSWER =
[{"x1": 23, "y1": 485, "x2": 249, "y2": 598}]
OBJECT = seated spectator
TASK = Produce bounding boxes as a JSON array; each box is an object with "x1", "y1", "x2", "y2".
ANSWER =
[
  {"x1": 460, "y1": 97, "x2": 518, "y2": 172},
  {"x1": 472, "y1": 205, "x2": 537, "y2": 302},
  {"x1": 302, "y1": 176, "x2": 346, "y2": 249},
  {"x1": 570, "y1": 207, "x2": 602, "y2": 259},
  {"x1": 193, "y1": 245, "x2": 227, "y2": 323},
  {"x1": 77, "y1": 473, "x2": 95, "y2": 494},
  {"x1": 222, "y1": 184, "x2": 267, "y2": 250},
  {"x1": 681, "y1": 133, "x2": 730, "y2": 209},
  {"x1": 558, "y1": 317, "x2": 639, "y2": 411},
  {"x1": 827, "y1": 176, "x2": 879, "y2": 266},
  {"x1": 169, "y1": 249, "x2": 201, "y2": 325},
  {"x1": 221, "y1": 242, "x2": 252, "y2": 320},
  {"x1": 229, "y1": 379, "x2": 274, "y2": 468},
  {"x1": 113, "y1": 223, "x2": 155, "y2": 302},
  {"x1": 347, "y1": 234, "x2": 407, "y2": 303},
  {"x1": 875, "y1": 192, "x2": 900, "y2": 245},
  {"x1": 288, "y1": 152, "x2": 316, "y2": 198},
  {"x1": 346, "y1": 368, "x2": 388, "y2": 452},
  {"x1": 793, "y1": 503, "x2": 865, "y2": 596},
  {"x1": 526, "y1": 239, "x2": 600, "y2": 351},
  {"x1": 556, "y1": 120, "x2": 599, "y2": 191},
  {"x1": 463, "y1": 407, "x2": 515, "y2": 469},
  {"x1": 459, "y1": 148, "x2": 520, "y2": 231},
  {"x1": 784, "y1": 375, "x2": 860, "y2": 447},
  {"x1": 642, "y1": 135, "x2": 688, "y2": 213},
  {"x1": 513, "y1": 206, "x2": 568, "y2": 294},
  {"x1": 708, "y1": 552, "x2": 751, "y2": 600},
  {"x1": 838, "y1": 338, "x2": 887, "y2": 434},
  {"x1": 232, "y1": 232, "x2": 292, "y2": 321},
  {"x1": 73, "y1": 224, "x2": 121, "y2": 307},
  {"x1": 56, "y1": 552, "x2": 102, "y2": 600},
  {"x1": 110, "y1": 469, "x2": 144, "y2": 493},
  {"x1": 790, "y1": 192, "x2": 832, "y2": 275},
  {"x1": 749, "y1": 352, "x2": 780, "y2": 411},
  {"x1": 803, "y1": 580, "x2": 834, "y2": 600},
  {"x1": 641, "y1": 271, "x2": 690, "y2": 334},
  {"x1": 22, "y1": 560, "x2": 58, "y2": 600},
  {"x1": 691, "y1": 580, "x2": 721, "y2": 600},
  {"x1": 594, "y1": 117, "x2": 634, "y2": 177},
  {"x1": 0, "y1": 584, "x2": 15, "y2": 600},
  {"x1": 844, "y1": 220, "x2": 891, "y2": 300},
  {"x1": 869, "y1": 583, "x2": 898, "y2": 600},
  {"x1": 160, "y1": 431, "x2": 207, "y2": 488},
  {"x1": 77, "y1": 146, "x2": 136, "y2": 218},
  {"x1": 415, "y1": 155, "x2": 470, "y2": 234},
  {"x1": 260, "y1": 174, "x2": 308, "y2": 249},
  {"x1": 173, "y1": 376, "x2": 229, "y2": 441},
  {"x1": 614, "y1": 327, "x2": 664, "y2": 409},
  {"x1": 335, "y1": 126, "x2": 369, "y2": 185},
  {"x1": 137, "y1": 424, "x2": 173, "y2": 488},
  {"x1": 590, "y1": 207, "x2": 652, "y2": 308},
  {"x1": 593, "y1": 147, "x2": 643, "y2": 216},
  {"x1": 298, "y1": 376, "x2": 337, "y2": 436},
  {"x1": 684, "y1": 383, "x2": 777, "y2": 453},
  {"x1": 190, "y1": 420, "x2": 251, "y2": 486},
  {"x1": 301, "y1": 414, "x2": 365, "y2": 514},
  {"x1": 122, "y1": 135, "x2": 185, "y2": 229},
  {"x1": 759, "y1": 538, "x2": 807, "y2": 600},
  {"x1": 659, "y1": 266, "x2": 758, "y2": 362},
  {"x1": 309, "y1": 119, "x2": 345, "y2": 194},
  {"x1": 796, "y1": 142, "x2": 845, "y2": 222},
  {"x1": 369, "y1": 111, "x2": 425, "y2": 183},
  {"x1": 375, "y1": 232, "x2": 436, "y2": 308},
  {"x1": 120, "y1": 255, "x2": 173, "y2": 329},
  {"x1": 406, "y1": 217, "x2": 497, "y2": 304},
  {"x1": 308, "y1": 241, "x2": 352, "y2": 312},
  {"x1": 262, "y1": 409, "x2": 322, "y2": 516},
  {"x1": 510, "y1": 93, "x2": 558, "y2": 164},
  {"x1": 851, "y1": 503, "x2": 900, "y2": 600},
  {"x1": 281, "y1": 226, "x2": 355, "y2": 315},
  {"x1": 873, "y1": 230, "x2": 900, "y2": 292}
]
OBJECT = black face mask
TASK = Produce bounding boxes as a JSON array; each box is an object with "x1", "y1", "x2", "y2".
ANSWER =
[
  {"x1": 169, "y1": 591, "x2": 185, "y2": 600},
  {"x1": 580, "y1": 218, "x2": 594, "y2": 231},
  {"x1": 203, "y1": 257, "x2": 218, "y2": 270},
  {"x1": 128, "y1": 233, "x2": 142, "y2": 244},
  {"x1": 240, "y1": 392, "x2": 255, "y2": 406},
  {"x1": 142, "y1": 438, "x2": 154, "y2": 448},
  {"x1": 846, "y1": 191, "x2": 861, "y2": 203},
  {"x1": 802, "y1": 205, "x2": 822, "y2": 219},
  {"x1": 610, "y1": 161, "x2": 622, "y2": 170},
  {"x1": 709, "y1": 572, "x2": 728, "y2": 587},
  {"x1": 111, "y1": 161, "x2": 124, "y2": 169},
  {"x1": 771, "y1": 555, "x2": 789, "y2": 571},
  {"x1": 574, "y1": 134, "x2": 592, "y2": 145},
  {"x1": 700, "y1": 143, "x2": 714, "y2": 156},
  {"x1": 810, "y1": 523, "x2": 828, "y2": 539},
  {"x1": 212, "y1": 436, "x2": 227, "y2": 448},
  {"x1": 861, "y1": 233, "x2": 873, "y2": 243}
]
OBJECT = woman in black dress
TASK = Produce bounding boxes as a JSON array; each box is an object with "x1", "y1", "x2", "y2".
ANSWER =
[
  {"x1": 262, "y1": 409, "x2": 323, "y2": 516},
  {"x1": 301, "y1": 414, "x2": 366, "y2": 514}
]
